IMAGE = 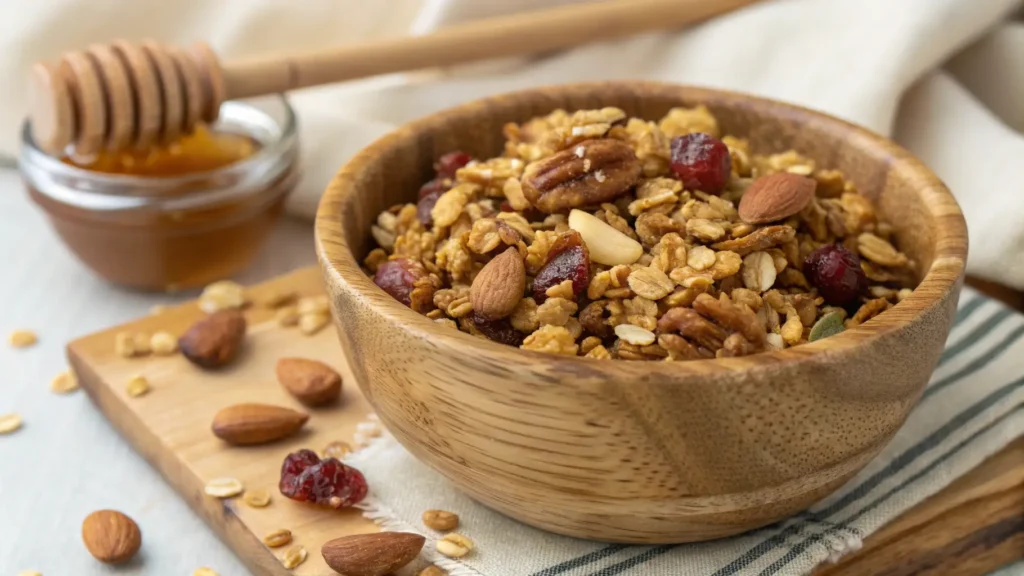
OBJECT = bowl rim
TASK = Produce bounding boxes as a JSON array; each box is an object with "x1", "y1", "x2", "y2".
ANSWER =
[{"x1": 315, "y1": 81, "x2": 967, "y2": 375}]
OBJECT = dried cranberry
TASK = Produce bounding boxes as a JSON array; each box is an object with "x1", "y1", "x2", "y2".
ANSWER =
[
  {"x1": 279, "y1": 449, "x2": 368, "y2": 509},
  {"x1": 417, "y1": 189, "x2": 444, "y2": 226},
  {"x1": 533, "y1": 245, "x2": 591, "y2": 302},
  {"x1": 804, "y1": 244, "x2": 868, "y2": 306},
  {"x1": 373, "y1": 259, "x2": 426, "y2": 306},
  {"x1": 434, "y1": 151, "x2": 473, "y2": 178},
  {"x1": 471, "y1": 313, "x2": 526, "y2": 346},
  {"x1": 418, "y1": 177, "x2": 450, "y2": 200},
  {"x1": 669, "y1": 133, "x2": 732, "y2": 194}
]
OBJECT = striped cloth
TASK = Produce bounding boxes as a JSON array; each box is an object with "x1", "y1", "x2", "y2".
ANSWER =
[{"x1": 348, "y1": 288, "x2": 1024, "y2": 576}]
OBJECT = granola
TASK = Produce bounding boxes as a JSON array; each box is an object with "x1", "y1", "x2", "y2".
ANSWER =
[{"x1": 366, "y1": 106, "x2": 917, "y2": 360}]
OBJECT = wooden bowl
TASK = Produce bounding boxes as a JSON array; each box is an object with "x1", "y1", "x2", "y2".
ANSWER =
[{"x1": 314, "y1": 82, "x2": 967, "y2": 543}]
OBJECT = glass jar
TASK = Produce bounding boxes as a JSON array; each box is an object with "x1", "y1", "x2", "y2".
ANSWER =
[{"x1": 21, "y1": 95, "x2": 299, "y2": 291}]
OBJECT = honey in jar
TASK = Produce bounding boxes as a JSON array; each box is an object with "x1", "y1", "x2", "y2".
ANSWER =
[{"x1": 21, "y1": 96, "x2": 298, "y2": 291}]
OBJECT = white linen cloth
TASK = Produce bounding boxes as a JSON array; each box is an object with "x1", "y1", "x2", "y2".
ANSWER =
[{"x1": 2, "y1": 1, "x2": 1024, "y2": 575}]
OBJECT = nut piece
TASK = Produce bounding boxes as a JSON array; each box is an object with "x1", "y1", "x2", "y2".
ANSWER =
[
  {"x1": 211, "y1": 403, "x2": 309, "y2": 446},
  {"x1": 204, "y1": 477, "x2": 244, "y2": 498},
  {"x1": 199, "y1": 280, "x2": 246, "y2": 313},
  {"x1": 8, "y1": 329, "x2": 37, "y2": 348},
  {"x1": 263, "y1": 529, "x2": 293, "y2": 548},
  {"x1": 0, "y1": 413, "x2": 23, "y2": 434},
  {"x1": 321, "y1": 532, "x2": 426, "y2": 576},
  {"x1": 614, "y1": 323, "x2": 657, "y2": 346},
  {"x1": 521, "y1": 138, "x2": 641, "y2": 213},
  {"x1": 81, "y1": 510, "x2": 142, "y2": 565},
  {"x1": 436, "y1": 533, "x2": 474, "y2": 558},
  {"x1": 738, "y1": 173, "x2": 816, "y2": 224},
  {"x1": 125, "y1": 375, "x2": 150, "y2": 398},
  {"x1": 422, "y1": 509, "x2": 460, "y2": 531},
  {"x1": 568, "y1": 209, "x2": 643, "y2": 266},
  {"x1": 276, "y1": 357, "x2": 343, "y2": 406},
  {"x1": 282, "y1": 545, "x2": 307, "y2": 569},
  {"x1": 50, "y1": 370, "x2": 79, "y2": 394},
  {"x1": 150, "y1": 331, "x2": 178, "y2": 355},
  {"x1": 741, "y1": 251, "x2": 777, "y2": 293},
  {"x1": 178, "y1": 310, "x2": 247, "y2": 369},
  {"x1": 470, "y1": 247, "x2": 525, "y2": 320},
  {"x1": 243, "y1": 488, "x2": 272, "y2": 508}
]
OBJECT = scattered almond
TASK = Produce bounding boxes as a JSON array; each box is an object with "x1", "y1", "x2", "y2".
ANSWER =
[
  {"x1": 422, "y1": 509, "x2": 460, "y2": 531},
  {"x1": 150, "y1": 331, "x2": 178, "y2": 355},
  {"x1": 738, "y1": 173, "x2": 816, "y2": 224},
  {"x1": 322, "y1": 441, "x2": 353, "y2": 459},
  {"x1": 282, "y1": 545, "x2": 308, "y2": 569},
  {"x1": 263, "y1": 529, "x2": 293, "y2": 548},
  {"x1": 8, "y1": 329, "x2": 37, "y2": 348},
  {"x1": 243, "y1": 488, "x2": 272, "y2": 508},
  {"x1": 204, "y1": 477, "x2": 244, "y2": 498},
  {"x1": 178, "y1": 310, "x2": 246, "y2": 368},
  {"x1": 50, "y1": 370, "x2": 79, "y2": 394},
  {"x1": 198, "y1": 280, "x2": 246, "y2": 313},
  {"x1": 321, "y1": 532, "x2": 426, "y2": 576},
  {"x1": 469, "y1": 247, "x2": 526, "y2": 320},
  {"x1": 299, "y1": 312, "x2": 330, "y2": 335},
  {"x1": 568, "y1": 208, "x2": 643, "y2": 265},
  {"x1": 211, "y1": 403, "x2": 309, "y2": 446},
  {"x1": 418, "y1": 567, "x2": 447, "y2": 576},
  {"x1": 81, "y1": 509, "x2": 142, "y2": 565},
  {"x1": 276, "y1": 357, "x2": 342, "y2": 406},
  {"x1": 276, "y1": 306, "x2": 300, "y2": 327},
  {"x1": 125, "y1": 375, "x2": 150, "y2": 398},
  {"x1": 0, "y1": 413, "x2": 23, "y2": 434},
  {"x1": 435, "y1": 533, "x2": 473, "y2": 558}
]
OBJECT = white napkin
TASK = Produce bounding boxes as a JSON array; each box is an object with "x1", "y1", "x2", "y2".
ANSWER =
[{"x1": 347, "y1": 289, "x2": 1024, "y2": 575}]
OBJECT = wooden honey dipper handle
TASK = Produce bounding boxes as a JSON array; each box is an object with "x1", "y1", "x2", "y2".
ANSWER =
[{"x1": 29, "y1": 0, "x2": 758, "y2": 155}]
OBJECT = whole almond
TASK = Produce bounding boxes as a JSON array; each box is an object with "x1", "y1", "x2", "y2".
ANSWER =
[
  {"x1": 276, "y1": 357, "x2": 342, "y2": 406},
  {"x1": 81, "y1": 510, "x2": 141, "y2": 564},
  {"x1": 738, "y1": 173, "x2": 817, "y2": 224},
  {"x1": 321, "y1": 532, "x2": 425, "y2": 576},
  {"x1": 178, "y1": 310, "x2": 246, "y2": 369},
  {"x1": 470, "y1": 247, "x2": 525, "y2": 320},
  {"x1": 211, "y1": 403, "x2": 308, "y2": 446}
]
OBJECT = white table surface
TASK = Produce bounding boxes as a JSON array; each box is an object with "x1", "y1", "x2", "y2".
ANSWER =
[{"x1": 3, "y1": 165, "x2": 1021, "y2": 576}]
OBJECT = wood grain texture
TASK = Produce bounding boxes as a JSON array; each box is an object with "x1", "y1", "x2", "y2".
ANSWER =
[
  {"x1": 315, "y1": 82, "x2": 969, "y2": 543},
  {"x1": 66, "y1": 265, "x2": 1019, "y2": 575}
]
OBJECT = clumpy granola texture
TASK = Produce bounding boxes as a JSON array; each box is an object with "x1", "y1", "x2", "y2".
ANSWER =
[{"x1": 365, "y1": 105, "x2": 918, "y2": 360}]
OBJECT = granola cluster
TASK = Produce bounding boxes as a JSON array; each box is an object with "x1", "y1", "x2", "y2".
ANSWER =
[{"x1": 365, "y1": 106, "x2": 917, "y2": 360}]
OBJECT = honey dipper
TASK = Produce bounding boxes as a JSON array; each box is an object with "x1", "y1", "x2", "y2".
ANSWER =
[{"x1": 28, "y1": 0, "x2": 758, "y2": 156}]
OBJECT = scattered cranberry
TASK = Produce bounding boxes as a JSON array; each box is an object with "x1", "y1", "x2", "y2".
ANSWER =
[
  {"x1": 417, "y1": 189, "x2": 444, "y2": 226},
  {"x1": 669, "y1": 133, "x2": 732, "y2": 194},
  {"x1": 532, "y1": 232, "x2": 591, "y2": 302},
  {"x1": 373, "y1": 259, "x2": 426, "y2": 306},
  {"x1": 434, "y1": 151, "x2": 473, "y2": 178},
  {"x1": 471, "y1": 313, "x2": 526, "y2": 346},
  {"x1": 418, "y1": 177, "x2": 450, "y2": 200},
  {"x1": 279, "y1": 449, "x2": 368, "y2": 509},
  {"x1": 804, "y1": 244, "x2": 868, "y2": 306}
]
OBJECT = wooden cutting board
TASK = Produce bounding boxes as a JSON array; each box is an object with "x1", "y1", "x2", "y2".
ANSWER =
[{"x1": 67, "y1": 266, "x2": 1023, "y2": 576}]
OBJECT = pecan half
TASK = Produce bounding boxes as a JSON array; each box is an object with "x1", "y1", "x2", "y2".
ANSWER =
[
  {"x1": 692, "y1": 293, "x2": 767, "y2": 347},
  {"x1": 711, "y1": 225, "x2": 796, "y2": 256},
  {"x1": 657, "y1": 307, "x2": 728, "y2": 350},
  {"x1": 521, "y1": 139, "x2": 641, "y2": 213}
]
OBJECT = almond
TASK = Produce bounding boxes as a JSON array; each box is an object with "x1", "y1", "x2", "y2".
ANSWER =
[
  {"x1": 321, "y1": 532, "x2": 425, "y2": 576},
  {"x1": 276, "y1": 357, "x2": 342, "y2": 406},
  {"x1": 211, "y1": 403, "x2": 308, "y2": 446},
  {"x1": 81, "y1": 510, "x2": 141, "y2": 564},
  {"x1": 738, "y1": 173, "x2": 816, "y2": 224},
  {"x1": 178, "y1": 310, "x2": 246, "y2": 368},
  {"x1": 470, "y1": 247, "x2": 525, "y2": 320}
]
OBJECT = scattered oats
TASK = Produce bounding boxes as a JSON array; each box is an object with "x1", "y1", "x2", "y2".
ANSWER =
[
  {"x1": 243, "y1": 488, "x2": 271, "y2": 508},
  {"x1": 686, "y1": 245, "x2": 717, "y2": 271},
  {"x1": 125, "y1": 374, "x2": 150, "y2": 398},
  {"x1": 131, "y1": 332, "x2": 151, "y2": 355},
  {"x1": 297, "y1": 295, "x2": 330, "y2": 316},
  {"x1": 422, "y1": 509, "x2": 460, "y2": 531},
  {"x1": 281, "y1": 545, "x2": 307, "y2": 569},
  {"x1": 322, "y1": 441, "x2": 353, "y2": 459},
  {"x1": 199, "y1": 280, "x2": 246, "y2": 313},
  {"x1": 262, "y1": 528, "x2": 292, "y2": 548},
  {"x1": 0, "y1": 413, "x2": 23, "y2": 434},
  {"x1": 276, "y1": 306, "x2": 300, "y2": 327},
  {"x1": 614, "y1": 324, "x2": 657, "y2": 346},
  {"x1": 8, "y1": 329, "x2": 38, "y2": 348},
  {"x1": 356, "y1": 420, "x2": 382, "y2": 438},
  {"x1": 262, "y1": 290, "x2": 297, "y2": 309},
  {"x1": 741, "y1": 251, "x2": 777, "y2": 293},
  {"x1": 571, "y1": 126, "x2": 585, "y2": 136},
  {"x1": 204, "y1": 477, "x2": 244, "y2": 498},
  {"x1": 897, "y1": 288, "x2": 913, "y2": 301},
  {"x1": 594, "y1": 170, "x2": 606, "y2": 183},
  {"x1": 298, "y1": 313, "x2": 330, "y2": 335},
  {"x1": 49, "y1": 370, "x2": 79, "y2": 394},
  {"x1": 418, "y1": 566, "x2": 447, "y2": 576},
  {"x1": 193, "y1": 568, "x2": 219, "y2": 576},
  {"x1": 114, "y1": 331, "x2": 136, "y2": 357},
  {"x1": 150, "y1": 331, "x2": 178, "y2": 355},
  {"x1": 436, "y1": 533, "x2": 474, "y2": 558}
]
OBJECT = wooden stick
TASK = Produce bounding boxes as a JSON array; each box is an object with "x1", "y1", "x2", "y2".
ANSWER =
[{"x1": 222, "y1": 0, "x2": 760, "y2": 99}]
